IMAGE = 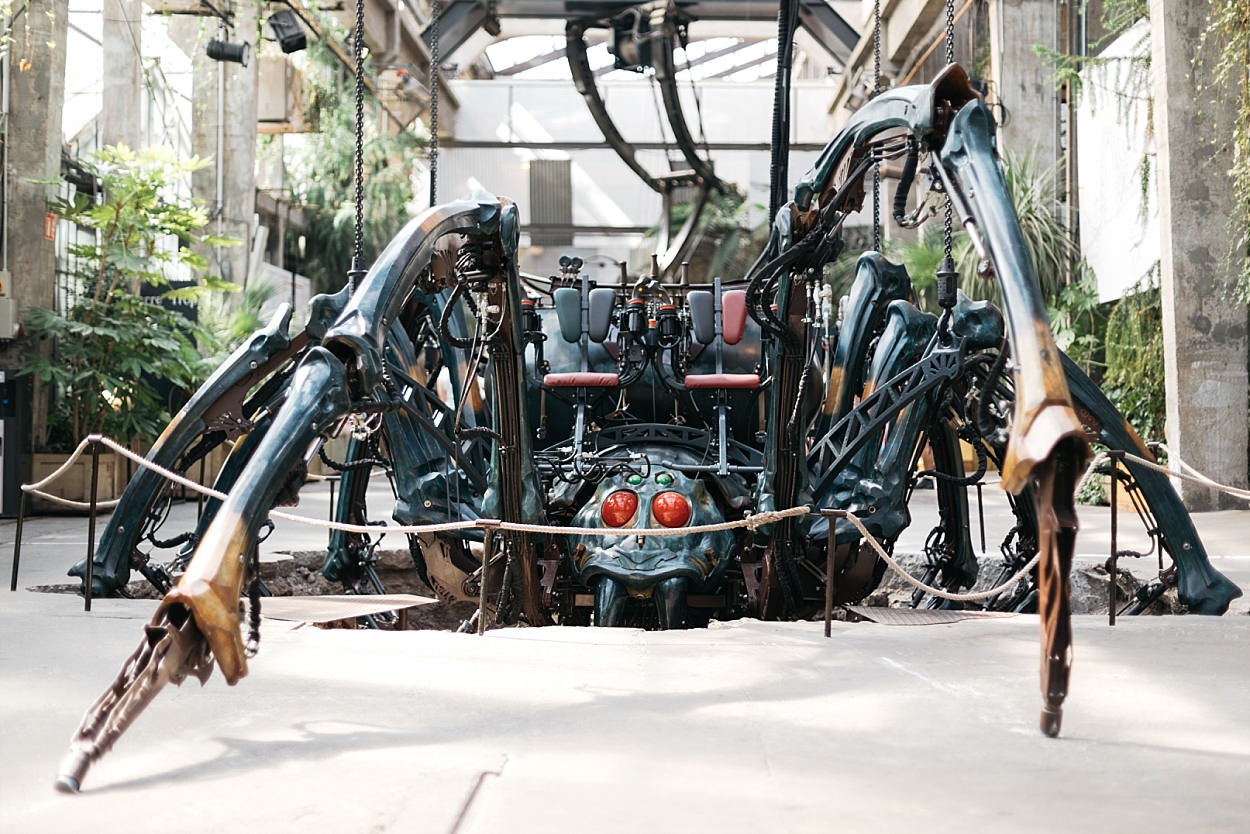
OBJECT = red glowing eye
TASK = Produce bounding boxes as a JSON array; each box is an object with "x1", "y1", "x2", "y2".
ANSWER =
[
  {"x1": 601, "y1": 490, "x2": 639, "y2": 527},
  {"x1": 650, "y1": 491, "x2": 692, "y2": 528}
]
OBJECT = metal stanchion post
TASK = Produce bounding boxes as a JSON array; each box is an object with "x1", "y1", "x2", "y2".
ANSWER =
[
  {"x1": 10, "y1": 490, "x2": 27, "y2": 591},
  {"x1": 823, "y1": 509, "x2": 843, "y2": 638},
  {"x1": 976, "y1": 483, "x2": 986, "y2": 553},
  {"x1": 85, "y1": 441, "x2": 100, "y2": 612},
  {"x1": 1108, "y1": 450, "x2": 1123, "y2": 627},
  {"x1": 478, "y1": 525, "x2": 494, "y2": 635}
]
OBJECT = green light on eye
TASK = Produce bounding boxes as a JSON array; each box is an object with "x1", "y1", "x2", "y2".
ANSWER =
[
  {"x1": 656, "y1": 472, "x2": 674, "y2": 486},
  {"x1": 627, "y1": 474, "x2": 643, "y2": 485}
]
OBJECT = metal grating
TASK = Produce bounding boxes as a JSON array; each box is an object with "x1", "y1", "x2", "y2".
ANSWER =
[
  {"x1": 259, "y1": 594, "x2": 437, "y2": 624},
  {"x1": 529, "y1": 158, "x2": 574, "y2": 246},
  {"x1": 846, "y1": 606, "x2": 1020, "y2": 626}
]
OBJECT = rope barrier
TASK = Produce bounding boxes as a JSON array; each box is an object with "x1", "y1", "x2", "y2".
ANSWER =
[
  {"x1": 1123, "y1": 445, "x2": 1250, "y2": 503},
  {"x1": 19, "y1": 439, "x2": 122, "y2": 511},
  {"x1": 26, "y1": 436, "x2": 809, "y2": 539},
  {"x1": 20, "y1": 434, "x2": 1245, "y2": 604},
  {"x1": 1075, "y1": 446, "x2": 1250, "y2": 505},
  {"x1": 835, "y1": 511, "x2": 1043, "y2": 602}
]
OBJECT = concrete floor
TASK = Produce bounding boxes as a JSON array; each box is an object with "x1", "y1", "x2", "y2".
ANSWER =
[{"x1": 2, "y1": 483, "x2": 1248, "y2": 833}]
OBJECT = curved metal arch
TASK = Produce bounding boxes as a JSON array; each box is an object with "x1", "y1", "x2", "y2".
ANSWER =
[{"x1": 565, "y1": 12, "x2": 727, "y2": 279}]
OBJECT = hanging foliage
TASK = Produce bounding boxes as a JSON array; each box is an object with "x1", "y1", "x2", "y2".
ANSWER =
[
  {"x1": 1198, "y1": 0, "x2": 1250, "y2": 302},
  {"x1": 283, "y1": 38, "x2": 425, "y2": 295},
  {"x1": 1040, "y1": 1, "x2": 1249, "y2": 299},
  {"x1": 1102, "y1": 272, "x2": 1166, "y2": 439}
]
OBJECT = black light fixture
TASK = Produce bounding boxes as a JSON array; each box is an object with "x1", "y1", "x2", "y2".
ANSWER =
[
  {"x1": 268, "y1": 8, "x2": 308, "y2": 54},
  {"x1": 206, "y1": 39, "x2": 251, "y2": 66},
  {"x1": 610, "y1": 9, "x2": 653, "y2": 72}
]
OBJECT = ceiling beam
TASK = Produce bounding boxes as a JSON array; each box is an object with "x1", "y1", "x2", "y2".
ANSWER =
[{"x1": 424, "y1": 0, "x2": 858, "y2": 66}]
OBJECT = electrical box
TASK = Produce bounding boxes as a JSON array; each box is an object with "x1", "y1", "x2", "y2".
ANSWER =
[
  {"x1": 0, "y1": 268, "x2": 14, "y2": 339},
  {"x1": 0, "y1": 370, "x2": 30, "y2": 518},
  {"x1": 0, "y1": 298, "x2": 18, "y2": 340}
]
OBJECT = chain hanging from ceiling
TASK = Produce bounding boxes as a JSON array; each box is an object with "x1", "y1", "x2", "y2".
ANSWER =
[
  {"x1": 936, "y1": 0, "x2": 959, "y2": 320},
  {"x1": 871, "y1": 0, "x2": 882, "y2": 252},
  {"x1": 348, "y1": 0, "x2": 368, "y2": 292},
  {"x1": 429, "y1": 0, "x2": 441, "y2": 206}
]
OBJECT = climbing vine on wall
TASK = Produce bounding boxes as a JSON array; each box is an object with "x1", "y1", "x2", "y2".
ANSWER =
[
  {"x1": 1103, "y1": 270, "x2": 1166, "y2": 439},
  {"x1": 1199, "y1": 0, "x2": 1250, "y2": 302},
  {"x1": 1039, "y1": 1, "x2": 1248, "y2": 298}
]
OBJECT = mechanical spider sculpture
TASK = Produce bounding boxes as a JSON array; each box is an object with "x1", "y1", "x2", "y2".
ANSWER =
[{"x1": 58, "y1": 65, "x2": 1241, "y2": 792}]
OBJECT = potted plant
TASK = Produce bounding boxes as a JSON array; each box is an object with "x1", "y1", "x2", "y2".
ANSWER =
[{"x1": 21, "y1": 143, "x2": 236, "y2": 508}]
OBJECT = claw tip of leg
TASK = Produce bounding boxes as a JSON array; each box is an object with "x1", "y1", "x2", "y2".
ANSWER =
[{"x1": 1040, "y1": 706, "x2": 1063, "y2": 737}]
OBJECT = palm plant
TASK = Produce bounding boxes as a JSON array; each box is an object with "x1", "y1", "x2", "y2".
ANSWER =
[
  {"x1": 891, "y1": 151, "x2": 1082, "y2": 307},
  {"x1": 887, "y1": 152, "x2": 1103, "y2": 369}
]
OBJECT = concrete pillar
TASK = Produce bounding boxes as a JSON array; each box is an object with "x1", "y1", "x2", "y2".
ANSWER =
[
  {"x1": 101, "y1": 0, "x2": 142, "y2": 149},
  {"x1": 1149, "y1": 0, "x2": 1249, "y2": 509},
  {"x1": 0, "y1": 0, "x2": 69, "y2": 447},
  {"x1": 174, "y1": 2, "x2": 260, "y2": 289},
  {"x1": 987, "y1": 0, "x2": 1061, "y2": 164}
]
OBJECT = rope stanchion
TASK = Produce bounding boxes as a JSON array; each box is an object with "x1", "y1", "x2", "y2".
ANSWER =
[
  {"x1": 34, "y1": 435, "x2": 811, "y2": 540},
  {"x1": 17, "y1": 432, "x2": 1243, "y2": 607},
  {"x1": 9, "y1": 491, "x2": 26, "y2": 592},
  {"x1": 1076, "y1": 445, "x2": 1250, "y2": 505},
  {"x1": 831, "y1": 510, "x2": 1043, "y2": 603},
  {"x1": 18, "y1": 436, "x2": 123, "y2": 511}
]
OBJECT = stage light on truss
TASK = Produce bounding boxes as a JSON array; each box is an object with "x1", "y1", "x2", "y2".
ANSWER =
[
  {"x1": 268, "y1": 8, "x2": 308, "y2": 54},
  {"x1": 206, "y1": 39, "x2": 251, "y2": 66}
]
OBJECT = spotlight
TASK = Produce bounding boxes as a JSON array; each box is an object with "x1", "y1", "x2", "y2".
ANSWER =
[
  {"x1": 268, "y1": 9, "x2": 308, "y2": 54},
  {"x1": 206, "y1": 39, "x2": 251, "y2": 66}
]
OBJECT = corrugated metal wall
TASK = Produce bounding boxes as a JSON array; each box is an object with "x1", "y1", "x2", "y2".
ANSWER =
[{"x1": 529, "y1": 159, "x2": 573, "y2": 246}]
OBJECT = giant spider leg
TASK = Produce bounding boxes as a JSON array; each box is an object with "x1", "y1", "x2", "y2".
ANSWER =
[
  {"x1": 68, "y1": 305, "x2": 309, "y2": 596},
  {"x1": 57, "y1": 198, "x2": 521, "y2": 791},
  {"x1": 1059, "y1": 354, "x2": 1242, "y2": 614},
  {"x1": 756, "y1": 64, "x2": 1089, "y2": 731},
  {"x1": 56, "y1": 605, "x2": 214, "y2": 792}
]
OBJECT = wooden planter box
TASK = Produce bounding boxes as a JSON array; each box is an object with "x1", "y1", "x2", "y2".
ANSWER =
[
  {"x1": 28, "y1": 451, "x2": 120, "y2": 513},
  {"x1": 1099, "y1": 469, "x2": 1140, "y2": 512}
]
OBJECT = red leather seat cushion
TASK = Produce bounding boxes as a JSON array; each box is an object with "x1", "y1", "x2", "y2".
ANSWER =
[
  {"x1": 543, "y1": 372, "x2": 620, "y2": 387},
  {"x1": 684, "y1": 373, "x2": 760, "y2": 390},
  {"x1": 722, "y1": 290, "x2": 748, "y2": 345}
]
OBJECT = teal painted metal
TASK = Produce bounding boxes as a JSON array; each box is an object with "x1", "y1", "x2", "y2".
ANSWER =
[
  {"x1": 64, "y1": 65, "x2": 1239, "y2": 630},
  {"x1": 52, "y1": 63, "x2": 1248, "y2": 790}
]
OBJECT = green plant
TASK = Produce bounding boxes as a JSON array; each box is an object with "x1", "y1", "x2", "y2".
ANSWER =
[
  {"x1": 22, "y1": 144, "x2": 236, "y2": 448},
  {"x1": 1035, "y1": 0, "x2": 1150, "y2": 105},
  {"x1": 1102, "y1": 271, "x2": 1166, "y2": 439},
  {"x1": 1198, "y1": 0, "x2": 1250, "y2": 302},
  {"x1": 282, "y1": 38, "x2": 424, "y2": 295},
  {"x1": 890, "y1": 152, "x2": 1083, "y2": 310},
  {"x1": 197, "y1": 281, "x2": 281, "y2": 370},
  {"x1": 1047, "y1": 269, "x2": 1104, "y2": 373}
]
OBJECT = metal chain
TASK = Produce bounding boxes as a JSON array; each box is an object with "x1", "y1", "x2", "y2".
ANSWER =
[
  {"x1": 944, "y1": 0, "x2": 956, "y2": 65},
  {"x1": 428, "y1": 0, "x2": 441, "y2": 206},
  {"x1": 943, "y1": 200, "x2": 954, "y2": 261},
  {"x1": 941, "y1": 0, "x2": 957, "y2": 268},
  {"x1": 349, "y1": 0, "x2": 367, "y2": 292},
  {"x1": 871, "y1": 0, "x2": 882, "y2": 252}
]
